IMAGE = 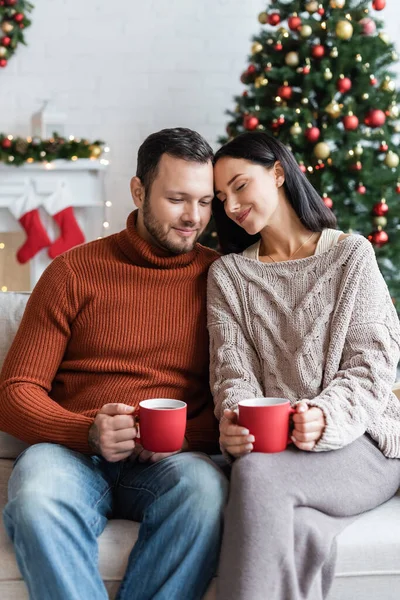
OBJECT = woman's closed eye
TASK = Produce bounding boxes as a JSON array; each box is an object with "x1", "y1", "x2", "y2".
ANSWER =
[{"x1": 235, "y1": 183, "x2": 246, "y2": 192}]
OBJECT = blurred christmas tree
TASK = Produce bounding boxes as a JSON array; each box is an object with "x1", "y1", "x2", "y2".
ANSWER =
[{"x1": 201, "y1": 0, "x2": 400, "y2": 299}]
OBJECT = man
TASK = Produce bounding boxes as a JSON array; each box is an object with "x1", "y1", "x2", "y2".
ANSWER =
[{"x1": 0, "y1": 128, "x2": 227, "y2": 600}]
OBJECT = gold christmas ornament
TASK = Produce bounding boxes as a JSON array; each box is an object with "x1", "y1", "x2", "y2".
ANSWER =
[
  {"x1": 381, "y1": 77, "x2": 395, "y2": 92},
  {"x1": 1, "y1": 22, "x2": 14, "y2": 33},
  {"x1": 300, "y1": 25, "x2": 313, "y2": 38},
  {"x1": 388, "y1": 104, "x2": 400, "y2": 118},
  {"x1": 384, "y1": 151, "x2": 400, "y2": 168},
  {"x1": 325, "y1": 101, "x2": 341, "y2": 118},
  {"x1": 89, "y1": 145, "x2": 102, "y2": 158},
  {"x1": 330, "y1": 0, "x2": 345, "y2": 8},
  {"x1": 254, "y1": 75, "x2": 269, "y2": 88},
  {"x1": 373, "y1": 216, "x2": 387, "y2": 228},
  {"x1": 362, "y1": 93, "x2": 369, "y2": 100},
  {"x1": 330, "y1": 47, "x2": 339, "y2": 58},
  {"x1": 305, "y1": 1, "x2": 319, "y2": 12},
  {"x1": 355, "y1": 144, "x2": 363, "y2": 156},
  {"x1": 285, "y1": 51, "x2": 299, "y2": 67},
  {"x1": 0, "y1": 47, "x2": 7, "y2": 58},
  {"x1": 379, "y1": 33, "x2": 390, "y2": 45},
  {"x1": 392, "y1": 51, "x2": 398, "y2": 61},
  {"x1": 301, "y1": 98, "x2": 309, "y2": 105},
  {"x1": 324, "y1": 68, "x2": 333, "y2": 81},
  {"x1": 290, "y1": 122, "x2": 302, "y2": 136},
  {"x1": 258, "y1": 12, "x2": 268, "y2": 24},
  {"x1": 355, "y1": 54, "x2": 362, "y2": 62},
  {"x1": 252, "y1": 42, "x2": 263, "y2": 54},
  {"x1": 314, "y1": 142, "x2": 331, "y2": 160},
  {"x1": 336, "y1": 20, "x2": 353, "y2": 40}
]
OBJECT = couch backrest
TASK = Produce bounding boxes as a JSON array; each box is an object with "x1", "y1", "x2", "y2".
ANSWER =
[{"x1": 0, "y1": 292, "x2": 30, "y2": 458}]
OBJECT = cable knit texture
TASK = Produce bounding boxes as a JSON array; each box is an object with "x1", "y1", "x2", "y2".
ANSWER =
[
  {"x1": 208, "y1": 234, "x2": 400, "y2": 458},
  {"x1": 0, "y1": 210, "x2": 220, "y2": 455}
]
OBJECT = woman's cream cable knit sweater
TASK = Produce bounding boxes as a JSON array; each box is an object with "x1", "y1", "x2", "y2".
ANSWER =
[{"x1": 207, "y1": 235, "x2": 400, "y2": 458}]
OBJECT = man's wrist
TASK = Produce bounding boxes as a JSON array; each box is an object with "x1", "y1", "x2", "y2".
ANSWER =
[{"x1": 88, "y1": 422, "x2": 101, "y2": 454}]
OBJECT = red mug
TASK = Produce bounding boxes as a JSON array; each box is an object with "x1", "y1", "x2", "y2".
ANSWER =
[
  {"x1": 238, "y1": 398, "x2": 296, "y2": 453},
  {"x1": 135, "y1": 399, "x2": 187, "y2": 453}
]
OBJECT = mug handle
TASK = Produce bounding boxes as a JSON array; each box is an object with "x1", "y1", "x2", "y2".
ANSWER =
[
  {"x1": 133, "y1": 409, "x2": 141, "y2": 445},
  {"x1": 287, "y1": 406, "x2": 296, "y2": 445}
]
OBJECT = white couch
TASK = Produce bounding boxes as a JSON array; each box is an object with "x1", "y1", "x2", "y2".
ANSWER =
[{"x1": 0, "y1": 291, "x2": 399, "y2": 600}]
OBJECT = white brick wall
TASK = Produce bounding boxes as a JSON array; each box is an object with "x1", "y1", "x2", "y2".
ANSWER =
[{"x1": 0, "y1": 0, "x2": 398, "y2": 232}]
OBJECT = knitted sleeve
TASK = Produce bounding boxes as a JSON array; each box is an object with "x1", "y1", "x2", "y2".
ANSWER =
[
  {"x1": 0, "y1": 256, "x2": 94, "y2": 453},
  {"x1": 207, "y1": 261, "x2": 264, "y2": 420},
  {"x1": 307, "y1": 243, "x2": 400, "y2": 452}
]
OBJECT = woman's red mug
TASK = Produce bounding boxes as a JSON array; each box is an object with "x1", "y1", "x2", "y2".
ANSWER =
[
  {"x1": 238, "y1": 398, "x2": 295, "y2": 453},
  {"x1": 135, "y1": 399, "x2": 187, "y2": 453}
]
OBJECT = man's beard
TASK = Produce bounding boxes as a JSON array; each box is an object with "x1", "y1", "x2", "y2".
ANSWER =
[{"x1": 142, "y1": 197, "x2": 201, "y2": 255}]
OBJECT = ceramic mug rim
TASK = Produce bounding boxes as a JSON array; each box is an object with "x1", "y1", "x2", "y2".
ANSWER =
[
  {"x1": 238, "y1": 397, "x2": 290, "y2": 408},
  {"x1": 139, "y1": 399, "x2": 187, "y2": 411}
]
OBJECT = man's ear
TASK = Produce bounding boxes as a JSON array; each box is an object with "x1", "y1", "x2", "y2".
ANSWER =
[
  {"x1": 130, "y1": 177, "x2": 145, "y2": 207},
  {"x1": 274, "y1": 161, "x2": 285, "y2": 188}
]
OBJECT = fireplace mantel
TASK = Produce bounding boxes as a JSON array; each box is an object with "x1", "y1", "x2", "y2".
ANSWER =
[{"x1": 0, "y1": 159, "x2": 108, "y2": 289}]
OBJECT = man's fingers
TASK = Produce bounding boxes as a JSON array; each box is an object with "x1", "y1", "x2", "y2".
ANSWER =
[
  {"x1": 110, "y1": 414, "x2": 136, "y2": 431},
  {"x1": 113, "y1": 428, "x2": 137, "y2": 443},
  {"x1": 224, "y1": 442, "x2": 254, "y2": 457},
  {"x1": 100, "y1": 403, "x2": 135, "y2": 416},
  {"x1": 112, "y1": 440, "x2": 136, "y2": 454}
]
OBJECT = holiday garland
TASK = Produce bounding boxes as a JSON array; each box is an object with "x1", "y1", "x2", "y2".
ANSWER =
[
  {"x1": 0, "y1": 133, "x2": 105, "y2": 165},
  {"x1": 0, "y1": 0, "x2": 34, "y2": 68}
]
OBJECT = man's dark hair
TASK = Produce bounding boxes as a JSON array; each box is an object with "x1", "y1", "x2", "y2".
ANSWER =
[{"x1": 136, "y1": 127, "x2": 214, "y2": 194}]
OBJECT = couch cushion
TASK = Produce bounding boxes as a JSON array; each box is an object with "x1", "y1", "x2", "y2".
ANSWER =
[{"x1": 0, "y1": 293, "x2": 31, "y2": 458}]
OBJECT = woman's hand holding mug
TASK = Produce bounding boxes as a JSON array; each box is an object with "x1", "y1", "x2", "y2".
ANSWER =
[
  {"x1": 291, "y1": 401, "x2": 326, "y2": 451},
  {"x1": 219, "y1": 409, "x2": 255, "y2": 458}
]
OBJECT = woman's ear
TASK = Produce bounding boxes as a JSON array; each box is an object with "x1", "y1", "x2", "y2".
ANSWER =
[
  {"x1": 130, "y1": 177, "x2": 145, "y2": 207},
  {"x1": 274, "y1": 161, "x2": 285, "y2": 188}
]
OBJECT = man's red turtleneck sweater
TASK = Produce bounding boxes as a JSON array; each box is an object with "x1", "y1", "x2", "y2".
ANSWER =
[{"x1": 0, "y1": 211, "x2": 220, "y2": 454}]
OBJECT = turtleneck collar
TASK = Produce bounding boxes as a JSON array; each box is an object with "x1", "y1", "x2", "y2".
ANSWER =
[{"x1": 116, "y1": 210, "x2": 201, "y2": 269}]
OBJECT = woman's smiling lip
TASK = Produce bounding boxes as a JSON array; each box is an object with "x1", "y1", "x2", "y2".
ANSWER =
[{"x1": 236, "y1": 208, "x2": 251, "y2": 224}]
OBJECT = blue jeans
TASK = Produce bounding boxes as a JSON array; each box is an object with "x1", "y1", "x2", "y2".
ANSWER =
[{"x1": 3, "y1": 443, "x2": 228, "y2": 600}]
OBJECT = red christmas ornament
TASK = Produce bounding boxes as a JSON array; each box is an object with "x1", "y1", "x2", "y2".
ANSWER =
[
  {"x1": 317, "y1": 7, "x2": 325, "y2": 16},
  {"x1": 343, "y1": 114, "x2": 359, "y2": 130},
  {"x1": 380, "y1": 142, "x2": 389, "y2": 152},
  {"x1": 364, "y1": 109, "x2": 386, "y2": 128},
  {"x1": 274, "y1": 42, "x2": 283, "y2": 51},
  {"x1": 311, "y1": 45, "x2": 325, "y2": 59},
  {"x1": 305, "y1": 126, "x2": 320, "y2": 143},
  {"x1": 19, "y1": 23, "x2": 25, "y2": 29},
  {"x1": 372, "y1": 201, "x2": 389, "y2": 216},
  {"x1": 5, "y1": 0, "x2": 18, "y2": 5},
  {"x1": 372, "y1": 0, "x2": 386, "y2": 10},
  {"x1": 396, "y1": 183, "x2": 400, "y2": 194},
  {"x1": 277, "y1": 115, "x2": 285, "y2": 125},
  {"x1": 1, "y1": 36, "x2": 11, "y2": 47},
  {"x1": 357, "y1": 184, "x2": 367, "y2": 195},
  {"x1": 268, "y1": 13, "x2": 281, "y2": 26},
  {"x1": 323, "y1": 196, "x2": 333, "y2": 209},
  {"x1": 288, "y1": 15, "x2": 302, "y2": 31},
  {"x1": 271, "y1": 119, "x2": 280, "y2": 131},
  {"x1": 370, "y1": 76, "x2": 378, "y2": 86},
  {"x1": 302, "y1": 65, "x2": 311, "y2": 74},
  {"x1": 0, "y1": 59, "x2": 7, "y2": 68},
  {"x1": 14, "y1": 13, "x2": 25, "y2": 23},
  {"x1": 244, "y1": 115, "x2": 259, "y2": 131},
  {"x1": 336, "y1": 77, "x2": 352, "y2": 93},
  {"x1": 242, "y1": 91, "x2": 248, "y2": 97},
  {"x1": 277, "y1": 84, "x2": 293, "y2": 100},
  {"x1": 360, "y1": 17, "x2": 376, "y2": 36},
  {"x1": 368, "y1": 230, "x2": 388, "y2": 247},
  {"x1": 350, "y1": 161, "x2": 363, "y2": 171},
  {"x1": 247, "y1": 65, "x2": 256, "y2": 74},
  {"x1": 1, "y1": 138, "x2": 12, "y2": 149}
]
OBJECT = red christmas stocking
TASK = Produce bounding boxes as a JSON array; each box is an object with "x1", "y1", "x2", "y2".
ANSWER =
[
  {"x1": 17, "y1": 208, "x2": 52, "y2": 264},
  {"x1": 8, "y1": 183, "x2": 51, "y2": 264},
  {"x1": 48, "y1": 206, "x2": 85, "y2": 259}
]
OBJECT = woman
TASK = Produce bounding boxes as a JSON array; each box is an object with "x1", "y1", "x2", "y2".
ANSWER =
[{"x1": 207, "y1": 132, "x2": 400, "y2": 600}]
